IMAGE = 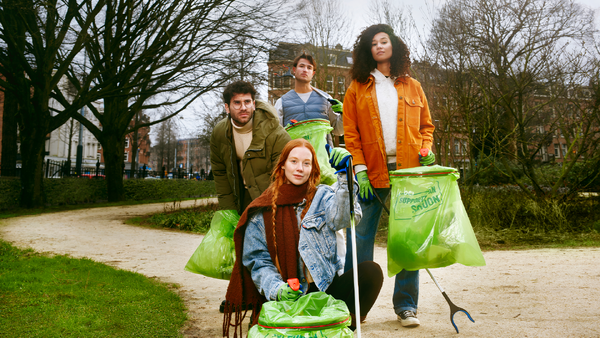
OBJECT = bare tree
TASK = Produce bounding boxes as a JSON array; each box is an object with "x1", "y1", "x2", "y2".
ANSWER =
[
  {"x1": 365, "y1": 0, "x2": 418, "y2": 49},
  {"x1": 153, "y1": 115, "x2": 178, "y2": 178},
  {"x1": 196, "y1": 99, "x2": 228, "y2": 149},
  {"x1": 0, "y1": 0, "x2": 289, "y2": 205},
  {"x1": 129, "y1": 111, "x2": 151, "y2": 177},
  {"x1": 426, "y1": 0, "x2": 598, "y2": 197},
  {"x1": 0, "y1": 0, "x2": 106, "y2": 207},
  {"x1": 291, "y1": 0, "x2": 354, "y2": 93}
]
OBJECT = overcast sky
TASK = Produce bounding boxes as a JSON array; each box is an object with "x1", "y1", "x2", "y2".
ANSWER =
[
  {"x1": 171, "y1": 0, "x2": 600, "y2": 139},
  {"x1": 346, "y1": 0, "x2": 600, "y2": 45}
]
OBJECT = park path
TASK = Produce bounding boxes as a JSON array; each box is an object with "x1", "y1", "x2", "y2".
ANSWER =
[{"x1": 2, "y1": 200, "x2": 600, "y2": 337}]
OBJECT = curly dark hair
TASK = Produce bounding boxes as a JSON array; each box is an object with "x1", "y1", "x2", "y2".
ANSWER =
[
  {"x1": 349, "y1": 24, "x2": 411, "y2": 83},
  {"x1": 222, "y1": 81, "x2": 256, "y2": 105}
]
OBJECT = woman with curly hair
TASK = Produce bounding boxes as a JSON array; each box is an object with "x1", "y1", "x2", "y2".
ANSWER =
[
  {"x1": 223, "y1": 138, "x2": 383, "y2": 337},
  {"x1": 343, "y1": 24, "x2": 436, "y2": 328}
]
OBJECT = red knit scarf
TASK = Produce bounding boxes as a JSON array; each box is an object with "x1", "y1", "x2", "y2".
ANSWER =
[{"x1": 223, "y1": 182, "x2": 308, "y2": 337}]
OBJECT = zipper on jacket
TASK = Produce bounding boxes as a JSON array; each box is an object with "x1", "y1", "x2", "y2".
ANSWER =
[{"x1": 227, "y1": 119, "x2": 239, "y2": 211}]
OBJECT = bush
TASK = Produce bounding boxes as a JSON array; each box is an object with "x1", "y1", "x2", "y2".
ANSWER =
[
  {"x1": 466, "y1": 158, "x2": 524, "y2": 186},
  {"x1": 0, "y1": 178, "x2": 216, "y2": 211},
  {"x1": 0, "y1": 178, "x2": 21, "y2": 211},
  {"x1": 461, "y1": 186, "x2": 600, "y2": 234},
  {"x1": 147, "y1": 204, "x2": 217, "y2": 233}
]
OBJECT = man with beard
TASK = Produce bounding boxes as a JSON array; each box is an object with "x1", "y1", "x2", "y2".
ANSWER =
[{"x1": 211, "y1": 80, "x2": 291, "y2": 216}]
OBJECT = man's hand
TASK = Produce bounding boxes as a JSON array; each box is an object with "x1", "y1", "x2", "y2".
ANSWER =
[
  {"x1": 356, "y1": 171, "x2": 375, "y2": 201},
  {"x1": 419, "y1": 148, "x2": 436, "y2": 166},
  {"x1": 328, "y1": 99, "x2": 343, "y2": 113},
  {"x1": 326, "y1": 145, "x2": 351, "y2": 172},
  {"x1": 277, "y1": 282, "x2": 302, "y2": 302}
]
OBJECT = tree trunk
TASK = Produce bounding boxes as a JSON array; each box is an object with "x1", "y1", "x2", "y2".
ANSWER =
[
  {"x1": 103, "y1": 135, "x2": 126, "y2": 202},
  {"x1": 2, "y1": 0, "x2": 24, "y2": 177},
  {"x1": 1, "y1": 93, "x2": 19, "y2": 176},
  {"x1": 19, "y1": 118, "x2": 48, "y2": 208}
]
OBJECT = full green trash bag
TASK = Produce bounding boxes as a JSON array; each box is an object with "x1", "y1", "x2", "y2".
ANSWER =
[
  {"x1": 286, "y1": 119, "x2": 336, "y2": 185},
  {"x1": 184, "y1": 210, "x2": 239, "y2": 280},
  {"x1": 387, "y1": 165, "x2": 485, "y2": 276},
  {"x1": 248, "y1": 292, "x2": 353, "y2": 338}
]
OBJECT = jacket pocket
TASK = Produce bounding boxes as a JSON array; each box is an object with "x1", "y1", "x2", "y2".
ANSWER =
[
  {"x1": 404, "y1": 96, "x2": 424, "y2": 127},
  {"x1": 362, "y1": 140, "x2": 382, "y2": 168},
  {"x1": 302, "y1": 211, "x2": 326, "y2": 231}
]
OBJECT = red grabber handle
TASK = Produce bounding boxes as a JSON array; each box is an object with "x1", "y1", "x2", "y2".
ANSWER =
[
  {"x1": 287, "y1": 278, "x2": 300, "y2": 291},
  {"x1": 419, "y1": 148, "x2": 429, "y2": 157}
]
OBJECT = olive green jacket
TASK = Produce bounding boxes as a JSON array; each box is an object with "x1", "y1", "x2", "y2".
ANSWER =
[{"x1": 210, "y1": 100, "x2": 291, "y2": 214}]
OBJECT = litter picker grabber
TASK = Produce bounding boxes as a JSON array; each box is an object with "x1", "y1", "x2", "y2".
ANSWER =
[
  {"x1": 373, "y1": 192, "x2": 474, "y2": 334},
  {"x1": 346, "y1": 156, "x2": 362, "y2": 337},
  {"x1": 425, "y1": 269, "x2": 474, "y2": 333}
]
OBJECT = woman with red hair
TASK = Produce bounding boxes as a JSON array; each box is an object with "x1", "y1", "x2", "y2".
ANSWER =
[{"x1": 223, "y1": 138, "x2": 383, "y2": 336}]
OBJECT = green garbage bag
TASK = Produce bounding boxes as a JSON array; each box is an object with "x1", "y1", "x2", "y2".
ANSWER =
[
  {"x1": 248, "y1": 292, "x2": 353, "y2": 338},
  {"x1": 387, "y1": 165, "x2": 485, "y2": 275},
  {"x1": 286, "y1": 119, "x2": 336, "y2": 185},
  {"x1": 184, "y1": 210, "x2": 239, "y2": 280}
]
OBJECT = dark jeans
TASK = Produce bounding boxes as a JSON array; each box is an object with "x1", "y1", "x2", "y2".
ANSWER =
[
  {"x1": 308, "y1": 261, "x2": 383, "y2": 317},
  {"x1": 345, "y1": 187, "x2": 420, "y2": 314}
]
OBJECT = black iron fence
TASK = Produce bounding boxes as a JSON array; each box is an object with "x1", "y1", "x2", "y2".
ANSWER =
[
  {"x1": 0, "y1": 160, "x2": 186, "y2": 179},
  {"x1": 0, "y1": 165, "x2": 21, "y2": 177}
]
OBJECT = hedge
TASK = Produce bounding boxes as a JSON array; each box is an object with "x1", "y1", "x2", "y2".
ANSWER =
[{"x1": 0, "y1": 177, "x2": 216, "y2": 211}]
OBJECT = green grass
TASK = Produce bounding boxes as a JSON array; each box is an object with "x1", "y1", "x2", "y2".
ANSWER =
[
  {"x1": 126, "y1": 202, "x2": 218, "y2": 234},
  {"x1": 0, "y1": 240, "x2": 187, "y2": 337}
]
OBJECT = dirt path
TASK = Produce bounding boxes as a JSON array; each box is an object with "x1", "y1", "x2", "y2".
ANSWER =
[{"x1": 2, "y1": 201, "x2": 600, "y2": 337}]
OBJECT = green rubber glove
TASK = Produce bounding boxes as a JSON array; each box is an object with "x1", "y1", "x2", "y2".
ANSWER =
[
  {"x1": 329, "y1": 99, "x2": 343, "y2": 113},
  {"x1": 419, "y1": 149, "x2": 436, "y2": 166},
  {"x1": 277, "y1": 283, "x2": 302, "y2": 302},
  {"x1": 356, "y1": 171, "x2": 375, "y2": 201},
  {"x1": 328, "y1": 146, "x2": 351, "y2": 171}
]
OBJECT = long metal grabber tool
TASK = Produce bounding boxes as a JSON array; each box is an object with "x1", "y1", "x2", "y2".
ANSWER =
[
  {"x1": 346, "y1": 156, "x2": 361, "y2": 337},
  {"x1": 373, "y1": 192, "x2": 474, "y2": 333}
]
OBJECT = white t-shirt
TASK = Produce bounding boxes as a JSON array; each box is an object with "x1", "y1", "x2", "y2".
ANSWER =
[{"x1": 355, "y1": 69, "x2": 398, "y2": 174}]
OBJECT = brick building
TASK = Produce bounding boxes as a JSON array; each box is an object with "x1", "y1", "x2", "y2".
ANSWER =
[
  {"x1": 268, "y1": 42, "x2": 352, "y2": 146},
  {"x1": 267, "y1": 42, "x2": 352, "y2": 106},
  {"x1": 175, "y1": 138, "x2": 210, "y2": 178}
]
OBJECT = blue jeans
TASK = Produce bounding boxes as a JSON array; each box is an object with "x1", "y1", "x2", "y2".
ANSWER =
[{"x1": 344, "y1": 187, "x2": 419, "y2": 315}]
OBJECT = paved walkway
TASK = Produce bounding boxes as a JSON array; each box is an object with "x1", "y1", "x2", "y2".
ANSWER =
[{"x1": 2, "y1": 200, "x2": 600, "y2": 337}]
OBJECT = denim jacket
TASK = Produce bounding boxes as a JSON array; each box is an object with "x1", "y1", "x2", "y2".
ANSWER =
[{"x1": 242, "y1": 173, "x2": 361, "y2": 301}]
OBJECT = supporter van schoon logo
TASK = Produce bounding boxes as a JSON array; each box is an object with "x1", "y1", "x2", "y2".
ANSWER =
[{"x1": 393, "y1": 182, "x2": 443, "y2": 220}]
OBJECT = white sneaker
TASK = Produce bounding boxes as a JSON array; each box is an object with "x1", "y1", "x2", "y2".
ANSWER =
[{"x1": 397, "y1": 310, "x2": 420, "y2": 327}]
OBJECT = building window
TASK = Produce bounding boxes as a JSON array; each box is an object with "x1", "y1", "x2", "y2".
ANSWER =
[
  {"x1": 536, "y1": 125, "x2": 544, "y2": 134},
  {"x1": 96, "y1": 152, "x2": 101, "y2": 160},
  {"x1": 124, "y1": 138, "x2": 130, "y2": 148},
  {"x1": 554, "y1": 144, "x2": 560, "y2": 158},
  {"x1": 273, "y1": 73, "x2": 281, "y2": 89},
  {"x1": 562, "y1": 143, "x2": 568, "y2": 157},
  {"x1": 97, "y1": 143, "x2": 102, "y2": 150},
  {"x1": 337, "y1": 76, "x2": 345, "y2": 95},
  {"x1": 124, "y1": 151, "x2": 129, "y2": 162},
  {"x1": 328, "y1": 54, "x2": 337, "y2": 65},
  {"x1": 326, "y1": 75, "x2": 334, "y2": 93},
  {"x1": 454, "y1": 140, "x2": 460, "y2": 155}
]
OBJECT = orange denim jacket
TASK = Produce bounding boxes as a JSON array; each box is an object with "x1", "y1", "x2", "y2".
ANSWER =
[{"x1": 343, "y1": 75, "x2": 435, "y2": 189}]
